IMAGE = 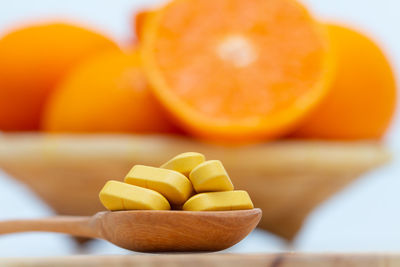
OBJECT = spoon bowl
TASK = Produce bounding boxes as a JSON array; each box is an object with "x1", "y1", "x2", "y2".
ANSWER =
[
  {"x1": 0, "y1": 209, "x2": 262, "y2": 252},
  {"x1": 95, "y1": 209, "x2": 262, "y2": 252}
]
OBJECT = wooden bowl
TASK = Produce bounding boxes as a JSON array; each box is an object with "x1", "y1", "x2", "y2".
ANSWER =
[{"x1": 0, "y1": 134, "x2": 390, "y2": 240}]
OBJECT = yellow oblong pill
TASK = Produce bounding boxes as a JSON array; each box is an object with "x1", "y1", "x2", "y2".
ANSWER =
[
  {"x1": 183, "y1": 190, "x2": 254, "y2": 211},
  {"x1": 161, "y1": 152, "x2": 205, "y2": 177},
  {"x1": 99, "y1": 180, "x2": 170, "y2": 211},
  {"x1": 125, "y1": 165, "x2": 193, "y2": 205},
  {"x1": 189, "y1": 160, "x2": 234, "y2": 193}
]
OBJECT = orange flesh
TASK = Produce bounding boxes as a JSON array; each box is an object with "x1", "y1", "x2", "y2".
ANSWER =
[
  {"x1": 143, "y1": 0, "x2": 331, "y2": 141},
  {"x1": 293, "y1": 24, "x2": 396, "y2": 139}
]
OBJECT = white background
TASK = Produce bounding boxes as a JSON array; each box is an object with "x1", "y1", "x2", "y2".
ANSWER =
[{"x1": 0, "y1": 0, "x2": 399, "y2": 257}]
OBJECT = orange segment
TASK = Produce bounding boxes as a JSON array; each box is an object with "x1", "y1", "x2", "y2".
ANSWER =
[
  {"x1": 42, "y1": 50, "x2": 176, "y2": 133},
  {"x1": 142, "y1": 0, "x2": 332, "y2": 142},
  {"x1": 293, "y1": 24, "x2": 396, "y2": 139},
  {"x1": 0, "y1": 22, "x2": 119, "y2": 131}
]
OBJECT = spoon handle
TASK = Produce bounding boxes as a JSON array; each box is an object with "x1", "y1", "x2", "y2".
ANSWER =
[{"x1": 0, "y1": 216, "x2": 99, "y2": 238}]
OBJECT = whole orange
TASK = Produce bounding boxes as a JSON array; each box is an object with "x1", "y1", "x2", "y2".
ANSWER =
[
  {"x1": 133, "y1": 10, "x2": 153, "y2": 42},
  {"x1": 0, "y1": 22, "x2": 119, "y2": 131},
  {"x1": 293, "y1": 24, "x2": 396, "y2": 139},
  {"x1": 42, "y1": 50, "x2": 176, "y2": 133}
]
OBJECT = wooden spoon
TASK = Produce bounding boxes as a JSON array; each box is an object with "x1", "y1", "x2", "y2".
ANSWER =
[{"x1": 0, "y1": 209, "x2": 261, "y2": 252}]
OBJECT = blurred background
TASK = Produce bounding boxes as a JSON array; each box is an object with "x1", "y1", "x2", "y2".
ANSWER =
[{"x1": 0, "y1": 0, "x2": 399, "y2": 257}]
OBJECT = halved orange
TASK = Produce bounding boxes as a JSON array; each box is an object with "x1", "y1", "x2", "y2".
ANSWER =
[
  {"x1": 141, "y1": 0, "x2": 333, "y2": 142},
  {"x1": 292, "y1": 24, "x2": 396, "y2": 139}
]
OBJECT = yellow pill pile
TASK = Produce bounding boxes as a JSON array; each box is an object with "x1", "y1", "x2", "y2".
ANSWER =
[{"x1": 99, "y1": 152, "x2": 254, "y2": 211}]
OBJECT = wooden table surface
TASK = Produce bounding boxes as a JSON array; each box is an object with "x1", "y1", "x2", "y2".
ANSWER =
[{"x1": 2, "y1": 253, "x2": 400, "y2": 267}]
